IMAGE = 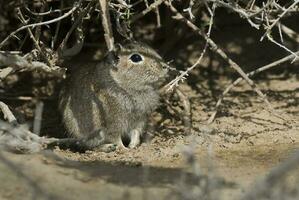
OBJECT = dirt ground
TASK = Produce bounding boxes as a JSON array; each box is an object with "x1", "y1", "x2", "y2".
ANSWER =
[{"x1": 0, "y1": 21, "x2": 299, "y2": 200}]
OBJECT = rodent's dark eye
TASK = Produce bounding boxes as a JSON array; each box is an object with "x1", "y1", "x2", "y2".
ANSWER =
[{"x1": 129, "y1": 54, "x2": 143, "y2": 63}]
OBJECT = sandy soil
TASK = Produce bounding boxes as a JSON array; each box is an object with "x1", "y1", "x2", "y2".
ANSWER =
[
  {"x1": 0, "y1": 73, "x2": 298, "y2": 200},
  {"x1": 0, "y1": 21, "x2": 299, "y2": 200}
]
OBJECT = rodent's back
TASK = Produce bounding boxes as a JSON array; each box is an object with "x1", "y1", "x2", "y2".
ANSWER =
[{"x1": 59, "y1": 63, "x2": 105, "y2": 138}]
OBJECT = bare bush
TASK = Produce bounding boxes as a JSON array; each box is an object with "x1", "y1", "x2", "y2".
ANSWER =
[{"x1": 0, "y1": 0, "x2": 298, "y2": 199}]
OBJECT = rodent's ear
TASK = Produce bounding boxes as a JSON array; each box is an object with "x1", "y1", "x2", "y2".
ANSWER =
[{"x1": 106, "y1": 51, "x2": 120, "y2": 69}]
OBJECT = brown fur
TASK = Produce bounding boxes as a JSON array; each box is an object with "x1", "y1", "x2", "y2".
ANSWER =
[{"x1": 58, "y1": 42, "x2": 168, "y2": 151}]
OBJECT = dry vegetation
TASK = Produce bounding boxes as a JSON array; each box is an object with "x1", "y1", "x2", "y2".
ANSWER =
[{"x1": 0, "y1": 0, "x2": 299, "y2": 200}]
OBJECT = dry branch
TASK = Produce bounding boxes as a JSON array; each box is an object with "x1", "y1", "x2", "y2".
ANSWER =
[
  {"x1": 164, "y1": 1, "x2": 277, "y2": 123},
  {"x1": 0, "y1": 0, "x2": 82, "y2": 49},
  {"x1": 207, "y1": 50, "x2": 299, "y2": 123},
  {"x1": 261, "y1": 0, "x2": 299, "y2": 41},
  {"x1": 98, "y1": 0, "x2": 115, "y2": 51},
  {"x1": 0, "y1": 101, "x2": 17, "y2": 123},
  {"x1": 165, "y1": 2, "x2": 216, "y2": 91},
  {"x1": 0, "y1": 120, "x2": 58, "y2": 153},
  {"x1": 207, "y1": 0, "x2": 260, "y2": 29},
  {"x1": 17, "y1": 8, "x2": 52, "y2": 66},
  {"x1": 131, "y1": 0, "x2": 166, "y2": 22},
  {"x1": 57, "y1": 0, "x2": 95, "y2": 57},
  {"x1": 0, "y1": 53, "x2": 66, "y2": 79}
]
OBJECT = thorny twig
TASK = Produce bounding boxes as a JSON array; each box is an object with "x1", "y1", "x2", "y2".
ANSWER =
[
  {"x1": 0, "y1": 0, "x2": 83, "y2": 49},
  {"x1": 250, "y1": 1, "x2": 299, "y2": 61},
  {"x1": 131, "y1": 0, "x2": 166, "y2": 23},
  {"x1": 165, "y1": 2, "x2": 216, "y2": 91},
  {"x1": 207, "y1": 50, "x2": 299, "y2": 123},
  {"x1": 205, "y1": 0, "x2": 299, "y2": 64},
  {"x1": 207, "y1": 0, "x2": 260, "y2": 29},
  {"x1": 261, "y1": 0, "x2": 299, "y2": 41},
  {"x1": 17, "y1": 8, "x2": 52, "y2": 66},
  {"x1": 266, "y1": 36, "x2": 298, "y2": 63},
  {"x1": 183, "y1": 0, "x2": 195, "y2": 19},
  {"x1": 164, "y1": 1, "x2": 279, "y2": 123}
]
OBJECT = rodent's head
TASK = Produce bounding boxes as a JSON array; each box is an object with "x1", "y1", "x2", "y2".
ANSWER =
[{"x1": 107, "y1": 42, "x2": 169, "y2": 90}]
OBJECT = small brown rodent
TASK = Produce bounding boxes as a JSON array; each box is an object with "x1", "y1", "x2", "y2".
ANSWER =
[{"x1": 58, "y1": 42, "x2": 169, "y2": 152}]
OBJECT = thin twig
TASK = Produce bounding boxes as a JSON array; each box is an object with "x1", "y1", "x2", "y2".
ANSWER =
[
  {"x1": 261, "y1": 0, "x2": 299, "y2": 41},
  {"x1": 131, "y1": 0, "x2": 166, "y2": 23},
  {"x1": 207, "y1": 50, "x2": 299, "y2": 123},
  {"x1": 165, "y1": 2, "x2": 216, "y2": 91},
  {"x1": 0, "y1": 0, "x2": 82, "y2": 49},
  {"x1": 164, "y1": 1, "x2": 277, "y2": 122},
  {"x1": 25, "y1": 5, "x2": 72, "y2": 16},
  {"x1": 207, "y1": 0, "x2": 260, "y2": 29},
  {"x1": 266, "y1": 36, "x2": 298, "y2": 62},
  {"x1": 17, "y1": 8, "x2": 52, "y2": 66}
]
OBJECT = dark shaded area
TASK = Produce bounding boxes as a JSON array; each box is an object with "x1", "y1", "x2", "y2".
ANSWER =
[{"x1": 44, "y1": 152, "x2": 235, "y2": 189}]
